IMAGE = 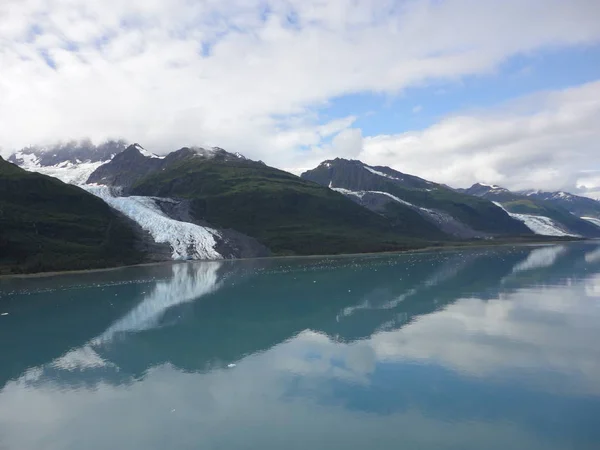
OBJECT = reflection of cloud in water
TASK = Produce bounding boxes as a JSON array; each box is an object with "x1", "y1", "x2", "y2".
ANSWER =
[
  {"x1": 274, "y1": 271, "x2": 600, "y2": 396},
  {"x1": 367, "y1": 286, "x2": 600, "y2": 395},
  {"x1": 585, "y1": 274, "x2": 600, "y2": 297},
  {"x1": 511, "y1": 245, "x2": 566, "y2": 274},
  {"x1": 0, "y1": 362, "x2": 556, "y2": 450},
  {"x1": 585, "y1": 246, "x2": 600, "y2": 263}
]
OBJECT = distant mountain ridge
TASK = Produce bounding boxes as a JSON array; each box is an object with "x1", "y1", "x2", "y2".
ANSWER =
[
  {"x1": 8, "y1": 140, "x2": 128, "y2": 166},
  {"x1": 6, "y1": 144, "x2": 438, "y2": 262},
  {"x1": 460, "y1": 183, "x2": 600, "y2": 237},
  {"x1": 5, "y1": 141, "x2": 596, "y2": 274},
  {"x1": 519, "y1": 189, "x2": 600, "y2": 219},
  {"x1": 301, "y1": 159, "x2": 531, "y2": 238},
  {"x1": 87, "y1": 144, "x2": 249, "y2": 188}
]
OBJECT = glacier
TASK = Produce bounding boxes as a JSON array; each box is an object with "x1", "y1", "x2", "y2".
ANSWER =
[
  {"x1": 493, "y1": 202, "x2": 577, "y2": 237},
  {"x1": 12, "y1": 150, "x2": 224, "y2": 261},
  {"x1": 84, "y1": 185, "x2": 222, "y2": 260},
  {"x1": 12, "y1": 152, "x2": 109, "y2": 185}
]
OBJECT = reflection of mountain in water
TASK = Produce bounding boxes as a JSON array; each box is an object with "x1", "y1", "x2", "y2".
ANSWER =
[
  {"x1": 0, "y1": 261, "x2": 230, "y2": 388},
  {"x1": 3, "y1": 243, "x2": 600, "y2": 389}
]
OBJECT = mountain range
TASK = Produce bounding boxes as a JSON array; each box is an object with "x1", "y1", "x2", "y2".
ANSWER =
[
  {"x1": 460, "y1": 183, "x2": 600, "y2": 237},
  {"x1": 2, "y1": 141, "x2": 599, "y2": 274}
]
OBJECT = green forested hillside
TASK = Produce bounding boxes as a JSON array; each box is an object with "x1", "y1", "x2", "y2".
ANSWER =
[
  {"x1": 0, "y1": 157, "x2": 142, "y2": 274},
  {"x1": 129, "y1": 155, "x2": 437, "y2": 255}
]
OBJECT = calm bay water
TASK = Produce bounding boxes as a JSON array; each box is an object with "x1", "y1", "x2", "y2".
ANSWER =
[{"x1": 1, "y1": 243, "x2": 600, "y2": 449}]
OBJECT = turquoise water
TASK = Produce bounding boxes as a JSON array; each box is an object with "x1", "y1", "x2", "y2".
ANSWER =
[{"x1": 1, "y1": 243, "x2": 600, "y2": 449}]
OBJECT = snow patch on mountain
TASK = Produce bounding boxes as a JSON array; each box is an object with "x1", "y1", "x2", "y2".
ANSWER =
[
  {"x1": 364, "y1": 166, "x2": 403, "y2": 181},
  {"x1": 581, "y1": 217, "x2": 600, "y2": 228},
  {"x1": 480, "y1": 183, "x2": 505, "y2": 190},
  {"x1": 493, "y1": 202, "x2": 577, "y2": 237},
  {"x1": 330, "y1": 185, "x2": 482, "y2": 237},
  {"x1": 134, "y1": 143, "x2": 163, "y2": 159},
  {"x1": 84, "y1": 185, "x2": 222, "y2": 260},
  {"x1": 331, "y1": 186, "x2": 365, "y2": 200},
  {"x1": 11, "y1": 151, "x2": 109, "y2": 185},
  {"x1": 369, "y1": 190, "x2": 414, "y2": 206},
  {"x1": 331, "y1": 186, "x2": 414, "y2": 207}
]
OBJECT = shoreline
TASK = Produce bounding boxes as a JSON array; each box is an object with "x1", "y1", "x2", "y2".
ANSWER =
[{"x1": 0, "y1": 236, "x2": 593, "y2": 280}]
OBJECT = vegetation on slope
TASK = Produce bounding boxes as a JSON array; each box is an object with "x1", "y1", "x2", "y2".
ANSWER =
[
  {"x1": 130, "y1": 156, "x2": 438, "y2": 255},
  {"x1": 0, "y1": 157, "x2": 143, "y2": 274}
]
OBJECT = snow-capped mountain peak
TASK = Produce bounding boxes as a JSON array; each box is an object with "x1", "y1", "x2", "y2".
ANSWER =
[
  {"x1": 474, "y1": 182, "x2": 509, "y2": 192},
  {"x1": 132, "y1": 143, "x2": 164, "y2": 159},
  {"x1": 6, "y1": 140, "x2": 129, "y2": 185}
]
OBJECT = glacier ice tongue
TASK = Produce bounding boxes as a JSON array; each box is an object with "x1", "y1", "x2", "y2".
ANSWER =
[
  {"x1": 84, "y1": 185, "x2": 222, "y2": 260},
  {"x1": 492, "y1": 202, "x2": 578, "y2": 237}
]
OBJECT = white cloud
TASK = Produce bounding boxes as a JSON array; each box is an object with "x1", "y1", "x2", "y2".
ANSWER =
[
  {"x1": 1, "y1": 0, "x2": 600, "y2": 172},
  {"x1": 357, "y1": 81, "x2": 600, "y2": 193}
]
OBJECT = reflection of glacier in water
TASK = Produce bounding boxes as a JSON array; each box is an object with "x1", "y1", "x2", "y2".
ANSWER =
[
  {"x1": 95, "y1": 262, "x2": 222, "y2": 343},
  {"x1": 51, "y1": 262, "x2": 223, "y2": 371},
  {"x1": 339, "y1": 252, "x2": 476, "y2": 319}
]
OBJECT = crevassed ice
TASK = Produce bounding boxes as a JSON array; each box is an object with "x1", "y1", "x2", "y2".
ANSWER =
[
  {"x1": 493, "y1": 202, "x2": 577, "y2": 237},
  {"x1": 84, "y1": 185, "x2": 222, "y2": 260}
]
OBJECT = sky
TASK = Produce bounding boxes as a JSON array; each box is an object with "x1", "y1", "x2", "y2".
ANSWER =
[{"x1": 1, "y1": 0, "x2": 600, "y2": 195}]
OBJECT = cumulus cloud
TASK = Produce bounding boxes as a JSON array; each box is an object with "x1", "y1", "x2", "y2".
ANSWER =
[
  {"x1": 1, "y1": 0, "x2": 600, "y2": 192},
  {"x1": 356, "y1": 81, "x2": 600, "y2": 193}
]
